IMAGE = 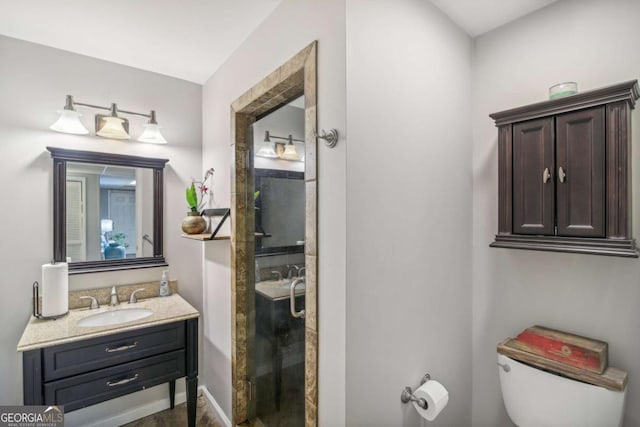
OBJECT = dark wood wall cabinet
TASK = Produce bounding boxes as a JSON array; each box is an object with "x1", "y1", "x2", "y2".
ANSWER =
[
  {"x1": 23, "y1": 319, "x2": 198, "y2": 427},
  {"x1": 490, "y1": 80, "x2": 640, "y2": 257}
]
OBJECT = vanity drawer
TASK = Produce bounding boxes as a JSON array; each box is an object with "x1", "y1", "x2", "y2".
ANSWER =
[
  {"x1": 43, "y1": 322, "x2": 185, "y2": 381},
  {"x1": 44, "y1": 350, "x2": 185, "y2": 412}
]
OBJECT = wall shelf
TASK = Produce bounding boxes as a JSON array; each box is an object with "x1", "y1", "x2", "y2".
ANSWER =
[
  {"x1": 180, "y1": 208, "x2": 229, "y2": 241},
  {"x1": 181, "y1": 233, "x2": 230, "y2": 241},
  {"x1": 181, "y1": 232, "x2": 268, "y2": 242}
]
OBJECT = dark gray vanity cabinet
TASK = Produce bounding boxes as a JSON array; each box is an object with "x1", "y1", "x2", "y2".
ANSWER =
[
  {"x1": 23, "y1": 319, "x2": 198, "y2": 426},
  {"x1": 490, "y1": 80, "x2": 639, "y2": 257}
]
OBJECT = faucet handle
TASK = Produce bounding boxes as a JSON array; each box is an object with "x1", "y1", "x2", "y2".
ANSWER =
[
  {"x1": 110, "y1": 286, "x2": 120, "y2": 306},
  {"x1": 129, "y1": 288, "x2": 146, "y2": 304},
  {"x1": 79, "y1": 296, "x2": 99, "y2": 310}
]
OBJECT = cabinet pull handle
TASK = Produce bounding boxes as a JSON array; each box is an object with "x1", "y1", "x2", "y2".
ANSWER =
[
  {"x1": 543, "y1": 168, "x2": 551, "y2": 183},
  {"x1": 105, "y1": 342, "x2": 138, "y2": 353},
  {"x1": 106, "y1": 373, "x2": 139, "y2": 387},
  {"x1": 558, "y1": 167, "x2": 566, "y2": 183}
]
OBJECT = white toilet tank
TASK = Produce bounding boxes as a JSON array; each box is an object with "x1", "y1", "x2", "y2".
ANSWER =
[{"x1": 497, "y1": 354, "x2": 626, "y2": 427}]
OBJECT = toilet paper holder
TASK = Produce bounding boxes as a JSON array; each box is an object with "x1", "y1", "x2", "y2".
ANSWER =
[{"x1": 401, "y1": 373, "x2": 431, "y2": 410}]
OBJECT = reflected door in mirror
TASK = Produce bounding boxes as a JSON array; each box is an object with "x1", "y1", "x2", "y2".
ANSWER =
[{"x1": 66, "y1": 162, "x2": 153, "y2": 262}]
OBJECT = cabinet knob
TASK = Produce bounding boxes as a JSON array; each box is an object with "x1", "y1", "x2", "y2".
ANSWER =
[
  {"x1": 543, "y1": 168, "x2": 551, "y2": 183},
  {"x1": 558, "y1": 167, "x2": 566, "y2": 183}
]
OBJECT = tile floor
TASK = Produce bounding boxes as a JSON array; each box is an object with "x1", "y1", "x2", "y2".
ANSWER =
[{"x1": 123, "y1": 393, "x2": 223, "y2": 427}]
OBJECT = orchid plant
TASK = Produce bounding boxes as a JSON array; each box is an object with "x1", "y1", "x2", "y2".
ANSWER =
[{"x1": 186, "y1": 168, "x2": 215, "y2": 213}]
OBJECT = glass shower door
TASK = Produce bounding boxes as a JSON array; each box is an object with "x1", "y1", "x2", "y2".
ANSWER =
[{"x1": 249, "y1": 97, "x2": 306, "y2": 426}]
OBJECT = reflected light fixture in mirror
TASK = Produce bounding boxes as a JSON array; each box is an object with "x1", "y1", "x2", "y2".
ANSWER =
[
  {"x1": 96, "y1": 103, "x2": 130, "y2": 140},
  {"x1": 50, "y1": 95, "x2": 168, "y2": 143},
  {"x1": 256, "y1": 130, "x2": 278, "y2": 158},
  {"x1": 49, "y1": 95, "x2": 89, "y2": 135},
  {"x1": 281, "y1": 135, "x2": 300, "y2": 161}
]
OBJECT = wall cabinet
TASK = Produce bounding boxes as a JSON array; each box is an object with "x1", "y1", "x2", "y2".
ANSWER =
[{"x1": 490, "y1": 81, "x2": 639, "y2": 257}]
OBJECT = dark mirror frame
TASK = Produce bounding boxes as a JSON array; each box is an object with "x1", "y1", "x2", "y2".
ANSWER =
[
  {"x1": 47, "y1": 146, "x2": 169, "y2": 274},
  {"x1": 254, "y1": 168, "x2": 305, "y2": 257}
]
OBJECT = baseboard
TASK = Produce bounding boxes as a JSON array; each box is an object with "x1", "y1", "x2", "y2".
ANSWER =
[
  {"x1": 64, "y1": 384, "x2": 230, "y2": 427},
  {"x1": 66, "y1": 390, "x2": 187, "y2": 427},
  {"x1": 199, "y1": 385, "x2": 232, "y2": 427}
]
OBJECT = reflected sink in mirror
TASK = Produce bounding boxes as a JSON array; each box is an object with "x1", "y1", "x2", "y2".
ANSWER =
[
  {"x1": 255, "y1": 278, "x2": 306, "y2": 300},
  {"x1": 281, "y1": 281, "x2": 305, "y2": 290},
  {"x1": 77, "y1": 308, "x2": 153, "y2": 327}
]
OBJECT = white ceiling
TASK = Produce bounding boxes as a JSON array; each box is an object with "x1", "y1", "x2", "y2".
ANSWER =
[
  {"x1": 430, "y1": 0, "x2": 559, "y2": 36},
  {"x1": 0, "y1": 1, "x2": 558, "y2": 84},
  {"x1": 0, "y1": 0, "x2": 282, "y2": 84}
]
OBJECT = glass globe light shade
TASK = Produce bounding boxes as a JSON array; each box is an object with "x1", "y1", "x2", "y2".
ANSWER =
[{"x1": 49, "y1": 110, "x2": 89, "y2": 135}]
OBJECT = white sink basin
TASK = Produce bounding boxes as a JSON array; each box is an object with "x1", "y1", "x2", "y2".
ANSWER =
[
  {"x1": 77, "y1": 308, "x2": 153, "y2": 327},
  {"x1": 281, "y1": 281, "x2": 305, "y2": 290}
]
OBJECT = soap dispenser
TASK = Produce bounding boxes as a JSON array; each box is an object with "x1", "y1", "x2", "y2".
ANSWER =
[{"x1": 159, "y1": 270, "x2": 170, "y2": 297}]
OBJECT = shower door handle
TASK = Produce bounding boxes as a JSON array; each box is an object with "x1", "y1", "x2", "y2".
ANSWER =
[{"x1": 290, "y1": 278, "x2": 305, "y2": 319}]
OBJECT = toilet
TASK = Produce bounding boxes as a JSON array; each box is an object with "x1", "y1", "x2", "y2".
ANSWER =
[{"x1": 497, "y1": 353, "x2": 627, "y2": 427}]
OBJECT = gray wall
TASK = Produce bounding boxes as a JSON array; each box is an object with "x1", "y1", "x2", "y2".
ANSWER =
[
  {"x1": 346, "y1": 0, "x2": 473, "y2": 425},
  {"x1": 471, "y1": 1, "x2": 640, "y2": 426},
  {"x1": 0, "y1": 35, "x2": 202, "y2": 424},
  {"x1": 201, "y1": 0, "x2": 347, "y2": 422}
]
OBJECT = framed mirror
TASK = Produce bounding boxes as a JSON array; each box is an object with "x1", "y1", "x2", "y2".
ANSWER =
[
  {"x1": 254, "y1": 168, "x2": 305, "y2": 256},
  {"x1": 48, "y1": 147, "x2": 169, "y2": 274}
]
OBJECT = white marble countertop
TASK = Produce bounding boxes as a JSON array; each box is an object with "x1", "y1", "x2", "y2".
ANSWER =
[
  {"x1": 17, "y1": 294, "x2": 199, "y2": 352},
  {"x1": 256, "y1": 279, "x2": 305, "y2": 301}
]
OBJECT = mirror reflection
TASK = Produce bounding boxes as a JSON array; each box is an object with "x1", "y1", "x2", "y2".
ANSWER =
[
  {"x1": 255, "y1": 169, "x2": 305, "y2": 252},
  {"x1": 66, "y1": 162, "x2": 154, "y2": 262},
  {"x1": 249, "y1": 95, "x2": 307, "y2": 425}
]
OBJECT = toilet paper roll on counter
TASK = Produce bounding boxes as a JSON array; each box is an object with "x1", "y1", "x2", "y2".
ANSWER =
[
  {"x1": 413, "y1": 380, "x2": 449, "y2": 421},
  {"x1": 41, "y1": 262, "x2": 69, "y2": 317}
]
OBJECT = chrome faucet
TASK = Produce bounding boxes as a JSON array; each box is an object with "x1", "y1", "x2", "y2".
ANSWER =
[
  {"x1": 129, "y1": 288, "x2": 146, "y2": 304},
  {"x1": 110, "y1": 286, "x2": 120, "y2": 306},
  {"x1": 271, "y1": 270, "x2": 283, "y2": 281},
  {"x1": 79, "y1": 296, "x2": 99, "y2": 310},
  {"x1": 287, "y1": 264, "x2": 300, "y2": 279},
  {"x1": 298, "y1": 267, "x2": 306, "y2": 277}
]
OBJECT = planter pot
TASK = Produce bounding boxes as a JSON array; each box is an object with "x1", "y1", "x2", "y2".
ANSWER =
[
  {"x1": 182, "y1": 212, "x2": 207, "y2": 234},
  {"x1": 104, "y1": 242, "x2": 126, "y2": 259}
]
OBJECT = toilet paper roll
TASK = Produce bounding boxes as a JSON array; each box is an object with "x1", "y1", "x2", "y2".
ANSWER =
[
  {"x1": 412, "y1": 380, "x2": 449, "y2": 421},
  {"x1": 41, "y1": 262, "x2": 68, "y2": 317}
]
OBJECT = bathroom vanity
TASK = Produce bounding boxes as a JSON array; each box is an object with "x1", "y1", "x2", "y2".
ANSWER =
[
  {"x1": 18, "y1": 294, "x2": 199, "y2": 426},
  {"x1": 255, "y1": 280, "x2": 305, "y2": 411}
]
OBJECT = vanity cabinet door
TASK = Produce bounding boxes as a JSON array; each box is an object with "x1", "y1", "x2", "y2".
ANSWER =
[
  {"x1": 556, "y1": 107, "x2": 605, "y2": 237},
  {"x1": 44, "y1": 350, "x2": 185, "y2": 412},
  {"x1": 512, "y1": 117, "x2": 555, "y2": 235},
  {"x1": 43, "y1": 322, "x2": 185, "y2": 381}
]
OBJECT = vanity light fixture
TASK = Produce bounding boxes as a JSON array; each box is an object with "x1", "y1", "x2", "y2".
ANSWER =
[
  {"x1": 281, "y1": 135, "x2": 300, "y2": 161},
  {"x1": 256, "y1": 130, "x2": 278, "y2": 158},
  {"x1": 50, "y1": 95, "x2": 168, "y2": 144},
  {"x1": 49, "y1": 95, "x2": 89, "y2": 135},
  {"x1": 138, "y1": 111, "x2": 168, "y2": 144},
  {"x1": 257, "y1": 130, "x2": 304, "y2": 161},
  {"x1": 96, "y1": 103, "x2": 129, "y2": 140}
]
